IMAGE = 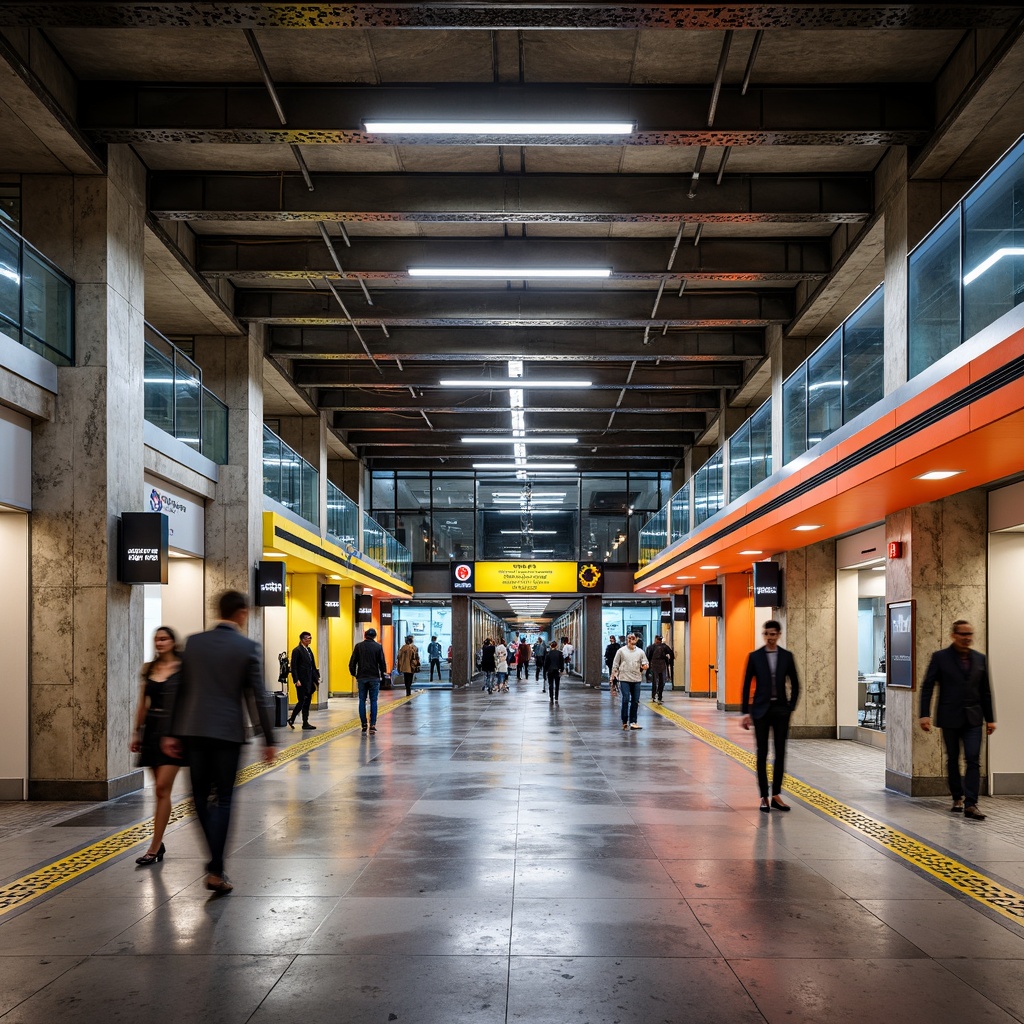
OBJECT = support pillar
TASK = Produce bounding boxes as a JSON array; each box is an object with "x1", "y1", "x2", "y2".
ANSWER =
[
  {"x1": 718, "y1": 573, "x2": 753, "y2": 711},
  {"x1": 25, "y1": 147, "x2": 147, "y2": 799},
  {"x1": 582, "y1": 594, "x2": 603, "y2": 687},
  {"x1": 885, "y1": 490, "x2": 988, "y2": 795},
  {"x1": 451, "y1": 594, "x2": 470, "y2": 686}
]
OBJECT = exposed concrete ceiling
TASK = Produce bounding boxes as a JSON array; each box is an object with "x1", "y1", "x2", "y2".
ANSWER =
[{"x1": 3, "y1": 3, "x2": 1024, "y2": 472}]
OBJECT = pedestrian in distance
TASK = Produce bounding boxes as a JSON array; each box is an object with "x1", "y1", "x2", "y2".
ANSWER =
[
  {"x1": 645, "y1": 635, "x2": 673, "y2": 703},
  {"x1": 611, "y1": 634, "x2": 648, "y2": 730},
  {"x1": 427, "y1": 635, "x2": 443, "y2": 681},
  {"x1": 288, "y1": 630, "x2": 319, "y2": 730},
  {"x1": 604, "y1": 634, "x2": 621, "y2": 696},
  {"x1": 517, "y1": 635, "x2": 531, "y2": 680},
  {"x1": 495, "y1": 637, "x2": 509, "y2": 691},
  {"x1": 534, "y1": 637, "x2": 546, "y2": 683},
  {"x1": 130, "y1": 626, "x2": 185, "y2": 866},
  {"x1": 545, "y1": 639, "x2": 566, "y2": 705},
  {"x1": 919, "y1": 619, "x2": 996, "y2": 821},
  {"x1": 349, "y1": 627, "x2": 388, "y2": 733},
  {"x1": 479, "y1": 637, "x2": 496, "y2": 693},
  {"x1": 162, "y1": 591, "x2": 276, "y2": 895},
  {"x1": 397, "y1": 634, "x2": 420, "y2": 696},
  {"x1": 741, "y1": 620, "x2": 800, "y2": 813}
]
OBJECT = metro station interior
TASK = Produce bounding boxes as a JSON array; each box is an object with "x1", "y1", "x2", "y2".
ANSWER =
[{"x1": 3, "y1": 4, "x2": 1024, "y2": 1022}]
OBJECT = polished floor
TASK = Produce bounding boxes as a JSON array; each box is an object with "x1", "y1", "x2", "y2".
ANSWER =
[{"x1": 2, "y1": 680, "x2": 1024, "y2": 1023}]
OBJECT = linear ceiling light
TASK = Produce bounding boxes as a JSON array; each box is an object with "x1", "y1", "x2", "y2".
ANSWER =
[
  {"x1": 915, "y1": 470, "x2": 963, "y2": 481},
  {"x1": 461, "y1": 436, "x2": 577, "y2": 444},
  {"x1": 408, "y1": 267, "x2": 611, "y2": 279},
  {"x1": 364, "y1": 120, "x2": 635, "y2": 135},
  {"x1": 440, "y1": 379, "x2": 592, "y2": 388},
  {"x1": 475, "y1": 463, "x2": 577, "y2": 471}
]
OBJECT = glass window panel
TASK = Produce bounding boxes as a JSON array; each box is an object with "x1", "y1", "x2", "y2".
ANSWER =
[
  {"x1": 371, "y1": 472, "x2": 396, "y2": 512},
  {"x1": 21, "y1": 251, "x2": 72, "y2": 364},
  {"x1": 0, "y1": 224, "x2": 19, "y2": 331},
  {"x1": 263, "y1": 426, "x2": 282, "y2": 503},
  {"x1": 328, "y1": 482, "x2": 359, "y2": 547},
  {"x1": 782, "y1": 365, "x2": 807, "y2": 465},
  {"x1": 909, "y1": 208, "x2": 962, "y2": 377},
  {"x1": 843, "y1": 286, "x2": 884, "y2": 423},
  {"x1": 581, "y1": 476, "x2": 626, "y2": 515},
  {"x1": 638, "y1": 508, "x2": 668, "y2": 568},
  {"x1": 300, "y1": 460, "x2": 319, "y2": 526},
  {"x1": 144, "y1": 344, "x2": 175, "y2": 435},
  {"x1": 200, "y1": 389, "x2": 228, "y2": 463},
  {"x1": 728, "y1": 421, "x2": 751, "y2": 501},
  {"x1": 963, "y1": 136, "x2": 1024, "y2": 343},
  {"x1": 806, "y1": 330, "x2": 842, "y2": 447},
  {"x1": 670, "y1": 484, "x2": 690, "y2": 543},
  {"x1": 174, "y1": 351, "x2": 201, "y2": 451},
  {"x1": 581, "y1": 511, "x2": 629, "y2": 562},
  {"x1": 431, "y1": 473, "x2": 474, "y2": 508},
  {"x1": 395, "y1": 473, "x2": 430, "y2": 511},
  {"x1": 749, "y1": 399, "x2": 772, "y2": 487},
  {"x1": 431, "y1": 510, "x2": 475, "y2": 560},
  {"x1": 477, "y1": 508, "x2": 577, "y2": 560}
]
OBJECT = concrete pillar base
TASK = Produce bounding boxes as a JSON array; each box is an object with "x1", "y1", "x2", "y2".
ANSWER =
[{"x1": 30, "y1": 769, "x2": 144, "y2": 802}]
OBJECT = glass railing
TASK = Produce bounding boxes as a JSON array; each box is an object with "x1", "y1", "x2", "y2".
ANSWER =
[
  {"x1": 728, "y1": 396, "x2": 773, "y2": 499},
  {"x1": 361, "y1": 509, "x2": 413, "y2": 583},
  {"x1": 0, "y1": 218, "x2": 73, "y2": 367},
  {"x1": 144, "y1": 325, "x2": 228, "y2": 463},
  {"x1": 910, "y1": 133, "x2": 1024, "y2": 377},
  {"x1": 783, "y1": 285, "x2": 884, "y2": 462},
  {"x1": 263, "y1": 423, "x2": 319, "y2": 526},
  {"x1": 638, "y1": 482, "x2": 690, "y2": 569},
  {"x1": 693, "y1": 450, "x2": 724, "y2": 527},
  {"x1": 326, "y1": 480, "x2": 359, "y2": 550}
]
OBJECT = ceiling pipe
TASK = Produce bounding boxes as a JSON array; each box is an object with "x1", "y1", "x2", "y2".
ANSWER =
[{"x1": 707, "y1": 29, "x2": 733, "y2": 127}]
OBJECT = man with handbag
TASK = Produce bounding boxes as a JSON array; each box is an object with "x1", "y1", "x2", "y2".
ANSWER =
[
  {"x1": 919, "y1": 620, "x2": 997, "y2": 820},
  {"x1": 288, "y1": 630, "x2": 319, "y2": 730}
]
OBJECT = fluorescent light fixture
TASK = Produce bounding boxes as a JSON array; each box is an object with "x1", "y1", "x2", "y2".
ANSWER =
[
  {"x1": 492, "y1": 491, "x2": 566, "y2": 498},
  {"x1": 461, "y1": 436, "x2": 577, "y2": 444},
  {"x1": 408, "y1": 266, "x2": 611, "y2": 279},
  {"x1": 441, "y1": 379, "x2": 592, "y2": 388},
  {"x1": 738, "y1": 550, "x2": 763, "y2": 555},
  {"x1": 475, "y1": 463, "x2": 577, "y2": 471},
  {"x1": 699, "y1": 565, "x2": 719, "y2": 570},
  {"x1": 675, "y1": 575, "x2": 695, "y2": 580},
  {"x1": 500, "y1": 530, "x2": 557, "y2": 535},
  {"x1": 261, "y1": 552, "x2": 287, "y2": 558},
  {"x1": 793, "y1": 524, "x2": 821, "y2": 531},
  {"x1": 915, "y1": 470, "x2": 963, "y2": 481},
  {"x1": 963, "y1": 247, "x2": 1024, "y2": 286},
  {"x1": 871, "y1": 566, "x2": 887, "y2": 571},
  {"x1": 365, "y1": 120, "x2": 635, "y2": 135}
]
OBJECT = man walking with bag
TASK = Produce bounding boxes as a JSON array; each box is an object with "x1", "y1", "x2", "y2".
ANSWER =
[{"x1": 350, "y1": 627, "x2": 388, "y2": 734}]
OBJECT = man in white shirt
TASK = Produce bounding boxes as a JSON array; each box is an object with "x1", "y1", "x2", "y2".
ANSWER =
[
  {"x1": 561, "y1": 637, "x2": 575, "y2": 674},
  {"x1": 610, "y1": 634, "x2": 649, "y2": 730}
]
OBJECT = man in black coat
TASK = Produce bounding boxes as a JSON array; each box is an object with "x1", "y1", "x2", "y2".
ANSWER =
[
  {"x1": 919, "y1": 619, "x2": 996, "y2": 820},
  {"x1": 288, "y1": 630, "x2": 318, "y2": 730},
  {"x1": 741, "y1": 619, "x2": 800, "y2": 813}
]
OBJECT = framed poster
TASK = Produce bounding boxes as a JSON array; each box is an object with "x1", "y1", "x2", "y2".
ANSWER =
[{"x1": 886, "y1": 599, "x2": 915, "y2": 689}]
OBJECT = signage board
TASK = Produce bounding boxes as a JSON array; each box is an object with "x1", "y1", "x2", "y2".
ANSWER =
[
  {"x1": 475, "y1": 561, "x2": 577, "y2": 592},
  {"x1": 673, "y1": 594, "x2": 689, "y2": 622},
  {"x1": 450, "y1": 561, "x2": 475, "y2": 592},
  {"x1": 255, "y1": 559, "x2": 286, "y2": 606},
  {"x1": 702, "y1": 583, "x2": 723, "y2": 617},
  {"x1": 118, "y1": 512, "x2": 169, "y2": 585},
  {"x1": 355, "y1": 594, "x2": 374, "y2": 622},
  {"x1": 887, "y1": 599, "x2": 915, "y2": 689},
  {"x1": 321, "y1": 583, "x2": 341, "y2": 618},
  {"x1": 577, "y1": 562, "x2": 605, "y2": 592},
  {"x1": 379, "y1": 601, "x2": 393, "y2": 626},
  {"x1": 752, "y1": 561, "x2": 781, "y2": 607},
  {"x1": 661, "y1": 600, "x2": 672, "y2": 624},
  {"x1": 888, "y1": 541, "x2": 903, "y2": 560},
  {"x1": 144, "y1": 475, "x2": 205, "y2": 557}
]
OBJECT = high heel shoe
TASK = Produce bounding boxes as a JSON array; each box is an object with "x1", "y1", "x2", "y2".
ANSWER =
[{"x1": 136, "y1": 842, "x2": 165, "y2": 865}]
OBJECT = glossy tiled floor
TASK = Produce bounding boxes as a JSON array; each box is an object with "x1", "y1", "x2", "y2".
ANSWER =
[{"x1": 2, "y1": 680, "x2": 1024, "y2": 1023}]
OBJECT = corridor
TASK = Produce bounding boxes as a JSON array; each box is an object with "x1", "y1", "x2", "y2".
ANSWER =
[{"x1": 2, "y1": 684, "x2": 1024, "y2": 1023}]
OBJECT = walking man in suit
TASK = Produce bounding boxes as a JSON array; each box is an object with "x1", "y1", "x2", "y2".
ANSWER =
[
  {"x1": 163, "y1": 590, "x2": 277, "y2": 894},
  {"x1": 741, "y1": 620, "x2": 800, "y2": 813},
  {"x1": 288, "y1": 630, "x2": 318, "y2": 730},
  {"x1": 919, "y1": 619, "x2": 996, "y2": 821}
]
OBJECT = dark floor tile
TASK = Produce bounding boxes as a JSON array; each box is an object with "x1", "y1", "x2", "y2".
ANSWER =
[
  {"x1": 514, "y1": 859, "x2": 679, "y2": 899},
  {"x1": 347, "y1": 855, "x2": 515, "y2": 898},
  {"x1": 0, "y1": 956, "x2": 85, "y2": 1015},
  {"x1": 507, "y1": 955, "x2": 765, "y2": 1023},
  {"x1": 663, "y1": 858, "x2": 850, "y2": 900}
]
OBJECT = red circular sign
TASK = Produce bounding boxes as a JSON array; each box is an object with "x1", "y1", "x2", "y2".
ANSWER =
[{"x1": 454, "y1": 564, "x2": 472, "y2": 582}]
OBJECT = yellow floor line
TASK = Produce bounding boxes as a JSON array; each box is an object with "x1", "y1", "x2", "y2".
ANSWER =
[
  {"x1": 652, "y1": 702, "x2": 1024, "y2": 925},
  {"x1": 0, "y1": 693, "x2": 419, "y2": 918}
]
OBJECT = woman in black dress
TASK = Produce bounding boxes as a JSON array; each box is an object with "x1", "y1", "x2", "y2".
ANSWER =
[{"x1": 130, "y1": 626, "x2": 184, "y2": 865}]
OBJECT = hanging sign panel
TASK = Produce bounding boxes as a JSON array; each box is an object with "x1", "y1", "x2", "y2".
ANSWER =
[
  {"x1": 450, "y1": 561, "x2": 475, "y2": 592},
  {"x1": 255, "y1": 560, "x2": 286, "y2": 606},
  {"x1": 321, "y1": 584, "x2": 341, "y2": 618},
  {"x1": 887, "y1": 599, "x2": 915, "y2": 689},
  {"x1": 702, "y1": 584, "x2": 723, "y2": 617},
  {"x1": 752, "y1": 561, "x2": 782, "y2": 607},
  {"x1": 475, "y1": 561, "x2": 577, "y2": 592},
  {"x1": 673, "y1": 595, "x2": 689, "y2": 622},
  {"x1": 118, "y1": 512, "x2": 169, "y2": 585}
]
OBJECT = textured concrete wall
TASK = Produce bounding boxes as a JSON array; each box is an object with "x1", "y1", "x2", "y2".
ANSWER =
[
  {"x1": 26, "y1": 147, "x2": 147, "y2": 799},
  {"x1": 885, "y1": 489, "x2": 988, "y2": 795}
]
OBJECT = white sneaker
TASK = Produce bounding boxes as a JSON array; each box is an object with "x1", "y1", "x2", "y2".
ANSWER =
[{"x1": 629, "y1": 723, "x2": 642, "y2": 729}]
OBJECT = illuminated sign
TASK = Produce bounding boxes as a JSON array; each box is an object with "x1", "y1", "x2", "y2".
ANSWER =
[
  {"x1": 475, "y1": 561, "x2": 578, "y2": 592},
  {"x1": 321, "y1": 583, "x2": 341, "y2": 618},
  {"x1": 702, "y1": 584, "x2": 723, "y2": 617},
  {"x1": 118, "y1": 512, "x2": 169, "y2": 585},
  {"x1": 355, "y1": 594, "x2": 373, "y2": 622},
  {"x1": 752, "y1": 561, "x2": 781, "y2": 607},
  {"x1": 450, "y1": 561, "x2": 475, "y2": 591},
  {"x1": 255, "y1": 560, "x2": 286, "y2": 606},
  {"x1": 673, "y1": 595, "x2": 689, "y2": 622}
]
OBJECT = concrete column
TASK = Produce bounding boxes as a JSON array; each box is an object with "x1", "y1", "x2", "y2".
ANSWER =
[
  {"x1": 450, "y1": 595, "x2": 470, "y2": 686},
  {"x1": 25, "y1": 147, "x2": 147, "y2": 799},
  {"x1": 199, "y1": 326, "x2": 265, "y2": 642},
  {"x1": 885, "y1": 489, "x2": 988, "y2": 795},
  {"x1": 778, "y1": 539, "x2": 836, "y2": 738}
]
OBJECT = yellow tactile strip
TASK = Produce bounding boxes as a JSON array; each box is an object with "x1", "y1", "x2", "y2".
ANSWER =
[
  {"x1": 652, "y1": 702, "x2": 1024, "y2": 925},
  {"x1": 0, "y1": 694, "x2": 419, "y2": 918}
]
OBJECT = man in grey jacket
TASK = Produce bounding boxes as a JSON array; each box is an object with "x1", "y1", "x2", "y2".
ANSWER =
[{"x1": 163, "y1": 590, "x2": 276, "y2": 894}]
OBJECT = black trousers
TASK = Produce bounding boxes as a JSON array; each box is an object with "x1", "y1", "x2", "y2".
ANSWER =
[
  {"x1": 753, "y1": 704, "x2": 791, "y2": 798},
  {"x1": 517, "y1": 659, "x2": 530, "y2": 679},
  {"x1": 290, "y1": 683, "x2": 314, "y2": 724},
  {"x1": 942, "y1": 725, "x2": 983, "y2": 806},
  {"x1": 185, "y1": 736, "x2": 242, "y2": 877},
  {"x1": 429, "y1": 658, "x2": 442, "y2": 680},
  {"x1": 547, "y1": 670, "x2": 561, "y2": 701},
  {"x1": 402, "y1": 671, "x2": 414, "y2": 696}
]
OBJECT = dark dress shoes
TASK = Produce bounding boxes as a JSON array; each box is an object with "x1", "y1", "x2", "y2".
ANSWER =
[{"x1": 964, "y1": 806, "x2": 986, "y2": 821}]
